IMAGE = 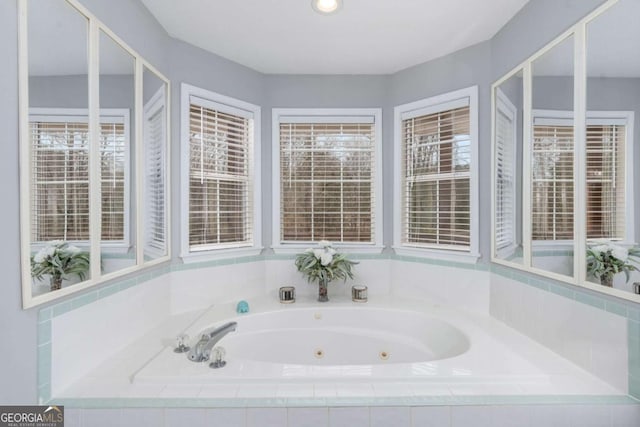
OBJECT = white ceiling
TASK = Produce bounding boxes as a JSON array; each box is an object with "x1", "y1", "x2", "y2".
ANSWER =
[{"x1": 140, "y1": 0, "x2": 530, "y2": 75}]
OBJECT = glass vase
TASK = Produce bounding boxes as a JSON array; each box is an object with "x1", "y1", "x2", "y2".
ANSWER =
[
  {"x1": 600, "y1": 274, "x2": 614, "y2": 287},
  {"x1": 318, "y1": 277, "x2": 329, "y2": 302},
  {"x1": 50, "y1": 275, "x2": 63, "y2": 291}
]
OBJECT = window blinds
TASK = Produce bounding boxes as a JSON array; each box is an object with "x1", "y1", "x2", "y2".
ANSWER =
[
  {"x1": 532, "y1": 122, "x2": 625, "y2": 241},
  {"x1": 586, "y1": 124, "x2": 625, "y2": 240},
  {"x1": 495, "y1": 107, "x2": 515, "y2": 250},
  {"x1": 144, "y1": 105, "x2": 166, "y2": 253},
  {"x1": 31, "y1": 120, "x2": 126, "y2": 242},
  {"x1": 188, "y1": 102, "x2": 252, "y2": 249},
  {"x1": 401, "y1": 106, "x2": 471, "y2": 249},
  {"x1": 279, "y1": 122, "x2": 375, "y2": 243}
]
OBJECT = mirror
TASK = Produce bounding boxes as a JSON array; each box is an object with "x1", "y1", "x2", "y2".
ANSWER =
[
  {"x1": 28, "y1": 0, "x2": 93, "y2": 296},
  {"x1": 585, "y1": 0, "x2": 639, "y2": 294},
  {"x1": 20, "y1": 0, "x2": 171, "y2": 308},
  {"x1": 99, "y1": 30, "x2": 136, "y2": 275},
  {"x1": 530, "y1": 35, "x2": 575, "y2": 279},
  {"x1": 494, "y1": 70, "x2": 524, "y2": 266},
  {"x1": 142, "y1": 66, "x2": 169, "y2": 262}
]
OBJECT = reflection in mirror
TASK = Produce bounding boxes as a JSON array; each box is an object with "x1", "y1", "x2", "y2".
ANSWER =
[
  {"x1": 142, "y1": 67, "x2": 168, "y2": 262},
  {"x1": 585, "y1": 0, "x2": 639, "y2": 293},
  {"x1": 530, "y1": 35, "x2": 575, "y2": 278},
  {"x1": 28, "y1": 0, "x2": 93, "y2": 295},
  {"x1": 99, "y1": 31, "x2": 136, "y2": 275},
  {"x1": 494, "y1": 70, "x2": 524, "y2": 266}
]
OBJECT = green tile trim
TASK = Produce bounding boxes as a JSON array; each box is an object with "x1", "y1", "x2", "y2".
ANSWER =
[
  {"x1": 37, "y1": 343, "x2": 51, "y2": 388},
  {"x1": 47, "y1": 394, "x2": 637, "y2": 409},
  {"x1": 37, "y1": 321, "x2": 51, "y2": 346}
]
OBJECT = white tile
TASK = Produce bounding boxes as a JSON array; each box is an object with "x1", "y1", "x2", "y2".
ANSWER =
[
  {"x1": 165, "y1": 409, "x2": 208, "y2": 427},
  {"x1": 451, "y1": 406, "x2": 492, "y2": 427},
  {"x1": 529, "y1": 406, "x2": 573, "y2": 427},
  {"x1": 237, "y1": 384, "x2": 279, "y2": 398},
  {"x1": 566, "y1": 405, "x2": 611, "y2": 427},
  {"x1": 370, "y1": 407, "x2": 410, "y2": 427},
  {"x1": 199, "y1": 384, "x2": 239, "y2": 398},
  {"x1": 207, "y1": 408, "x2": 247, "y2": 427},
  {"x1": 334, "y1": 383, "x2": 374, "y2": 397},
  {"x1": 314, "y1": 384, "x2": 337, "y2": 398},
  {"x1": 247, "y1": 408, "x2": 287, "y2": 427},
  {"x1": 411, "y1": 406, "x2": 450, "y2": 427},
  {"x1": 372, "y1": 383, "x2": 414, "y2": 398},
  {"x1": 288, "y1": 407, "x2": 329, "y2": 427},
  {"x1": 80, "y1": 409, "x2": 122, "y2": 427},
  {"x1": 158, "y1": 384, "x2": 201, "y2": 398},
  {"x1": 64, "y1": 409, "x2": 82, "y2": 427},
  {"x1": 120, "y1": 409, "x2": 164, "y2": 427},
  {"x1": 611, "y1": 405, "x2": 640, "y2": 427},
  {"x1": 329, "y1": 407, "x2": 370, "y2": 427},
  {"x1": 277, "y1": 384, "x2": 314, "y2": 398},
  {"x1": 491, "y1": 406, "x2": 532, "y2": 427}
]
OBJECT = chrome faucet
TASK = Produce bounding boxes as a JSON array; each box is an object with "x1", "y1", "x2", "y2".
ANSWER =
[{"x1": 187, "y1": 321, "x2": 237, "y2": 363}]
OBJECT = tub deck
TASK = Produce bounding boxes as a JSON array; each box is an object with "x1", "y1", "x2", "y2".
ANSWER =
[{"x1": 53, "y1": 295, "x2": 629, "y2": 407}]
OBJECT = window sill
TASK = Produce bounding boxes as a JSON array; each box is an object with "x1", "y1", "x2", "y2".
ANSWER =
[
  {"x1": 271, "y1": 244, "x2": 385, "y2": 256},
  {"x1": 393, "y1": 246, "x2": 480, "y2": 264},
  {"x1": 180, "y1": 246, "x2": 263, "y2": 264}
]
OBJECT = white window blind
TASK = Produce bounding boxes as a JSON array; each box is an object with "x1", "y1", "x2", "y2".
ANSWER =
[
  {"x1": 30, "y1": 117, "x2": 127, "y2": 243},
  {"x1": 401, "y1": 105, "x2": 471, "y2": 249},
  {"x1": 532, "y1": 121, "x2": 626, "y2": 241},
  {"x1": 188, "y1": 101, "x2": 253, "y2": 249},
  {"x1": 495, "y1": 105, "x2": 516, "y2": 250},
  {"x1": 586, "y1": 124, "x2": 625, "y2": 239},
  {"x1": 144, "y1": 98, "x2": 166, "y2": 254},
  {"x1": 279, "y1": 122, "x2": 375, "y2": 243}
]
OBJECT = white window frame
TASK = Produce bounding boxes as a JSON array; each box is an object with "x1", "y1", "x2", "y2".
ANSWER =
[
  {"x1": 495, "y1": 89, "x2": 519, "y2": 258},
  {"x1": 271, "y1": 108, "x2": 383, "y2": 254},
  {"x1": 393, "y1": 86, "x2": 480, "y2": 263},
  {"x1": 532, "y1": 109, "x2": 635, "y2": 248},
  {"x1": 29, "y1": 107, "x2": 131, "y2": 253},
  {"x1": 180, "y1": 83, "x2": 262, "y2": 262},
  {"x1": 143, "y1": 86, "x2": 167, "y2": 258}
]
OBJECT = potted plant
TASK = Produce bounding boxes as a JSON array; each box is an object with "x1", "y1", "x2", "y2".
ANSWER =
[
  {"x1": 295, "y1": 241, "x2": 357, "y2": 302},
  {"x1": 586, "y1": 242, "x2": 640, "y2": 287},
  {"x1": 31, "y1": 240, "x2": 90, "y2": 291}
]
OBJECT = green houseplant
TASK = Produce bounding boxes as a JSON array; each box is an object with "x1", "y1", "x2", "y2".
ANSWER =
[
  {"x1": 586, "y1": 242, "x2": 640, "y2": 287},
  {"x1": 31, "y1": 240, "x2": 90, "y2": 291},
  {"x1": 295, "y1": 241, "x2": 357, "y2": 302}
]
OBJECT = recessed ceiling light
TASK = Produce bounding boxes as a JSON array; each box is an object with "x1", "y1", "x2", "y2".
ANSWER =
[{"x1": 312, "y1": 0, "x2": 342, "y2": 15}]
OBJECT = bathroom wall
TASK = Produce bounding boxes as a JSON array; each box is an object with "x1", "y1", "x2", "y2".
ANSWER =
[{"x1": 1, "y1": 0, "x2": 628, "y2": 410}]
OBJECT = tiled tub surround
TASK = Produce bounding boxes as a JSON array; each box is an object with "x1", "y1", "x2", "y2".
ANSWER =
[{"x1": 37, "y1": 257, "x2": 640, "y2": 426}]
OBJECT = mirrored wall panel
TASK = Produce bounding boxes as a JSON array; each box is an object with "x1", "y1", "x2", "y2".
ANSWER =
[
  {"x1": 20, "y1": 0, "x2": 171, "y2": 308},
  {"x1": 494, "y1": 70, "x2": 524, "y2": 266},
  {"x1": 585, "y1": 0, "x2": 639, "y2": 294},
  {"x1": 28, "y1": 0, "x2": 93, "y2": 296},
  {"x1": 99, "y1": 30, "x2": 136, "y2": 275},
  {"x1": 530, "y1": 35, "x2": 575, "y2": 279}
]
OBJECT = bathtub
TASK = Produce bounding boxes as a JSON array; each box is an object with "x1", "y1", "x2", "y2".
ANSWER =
[{"x1": 132, "y1": 296, "x2": 575, "y2": 386}]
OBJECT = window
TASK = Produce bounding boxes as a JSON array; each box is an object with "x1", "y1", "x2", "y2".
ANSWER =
[
  {"x1": 394, "y1": 86, "x2": 479, "y2": 260},
  {"x1": 495, "y1": 90, "x2": 517, "y2": 252},
  {"x1": 180, "y1": 84, "x2": 261, "y2": 259},
  {"x1": 532, "y1": 110, "x2": 632, "y2": 242},
  {"x1": 143, "y1": 88, "x2": 167, "y2": 256},
  {"x1": 30, "y1": 108, "x2": 129, "y2": 245},
  {"x1": 272, "y1": 109, "x2": 382, "y2": 251}
]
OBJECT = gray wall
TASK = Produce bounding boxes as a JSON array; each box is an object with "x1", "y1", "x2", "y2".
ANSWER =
[{"x1": 0, "y1": 0, "x2": 612, "y2": 405}]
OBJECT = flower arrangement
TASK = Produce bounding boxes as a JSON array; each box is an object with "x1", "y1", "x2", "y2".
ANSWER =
[
  {"x1": 31, "y1": 240, "x2": 90, "y2": 291},
  {"x1": 295, "y1": 241, "x2": 357, "y2": 301},
  {"x1": 586, "y1": 242, "x2": 640, "y2": 287}
]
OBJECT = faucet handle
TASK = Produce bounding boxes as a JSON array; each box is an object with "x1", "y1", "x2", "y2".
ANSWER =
[
  {"x1": 173, "y1": 333, "x2": 190, "y2": 353},
  {"x1": 209, "y1": 346, "x2": 227, "y2": 369}
]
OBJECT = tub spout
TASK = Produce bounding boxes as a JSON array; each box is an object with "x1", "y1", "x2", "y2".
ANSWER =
[{"x1": 187, "y1": 321, "x2": 237, "y2": 363}]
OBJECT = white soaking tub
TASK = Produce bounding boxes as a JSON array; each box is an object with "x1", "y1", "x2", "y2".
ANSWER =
[{"x1": 132, "y1": 296, "x2": 575, "y2": 387}]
